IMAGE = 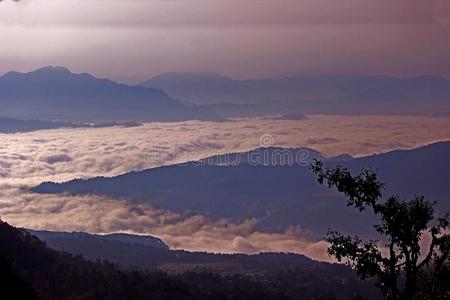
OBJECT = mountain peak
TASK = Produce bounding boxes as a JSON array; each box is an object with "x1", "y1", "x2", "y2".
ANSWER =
[
  {"x1": 1, "y1": 66, "x2": 74, "y2": 80},
  {"x1": 33, "y1": 65, "x2": 72, "y2": 74},
  {"x1": 0, "y1": 66, "x2": 222, "y2": 123}
]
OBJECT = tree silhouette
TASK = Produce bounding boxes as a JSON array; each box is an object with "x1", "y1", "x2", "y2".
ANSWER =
[{"x1": 311, "y1": 160, "x2": 450, "y2": 300}]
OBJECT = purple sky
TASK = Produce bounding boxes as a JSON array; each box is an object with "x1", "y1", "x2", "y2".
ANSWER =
[{"x1": 0, "y1": 0, "x2": 449, "y2": 83}]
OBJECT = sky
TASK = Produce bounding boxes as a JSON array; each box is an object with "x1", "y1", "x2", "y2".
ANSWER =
[{"x1": 0, "y1": 0, "x2": 449, "y2": 83}]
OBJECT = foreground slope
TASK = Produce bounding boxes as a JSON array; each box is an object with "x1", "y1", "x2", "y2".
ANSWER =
[{"x1": 0, "y1": 221, "x2": 377, "y2": 299}]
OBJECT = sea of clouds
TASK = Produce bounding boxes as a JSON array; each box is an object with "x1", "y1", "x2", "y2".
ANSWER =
[{"x1": 1, "y1": 115, "x2": 450, "y2": 260}]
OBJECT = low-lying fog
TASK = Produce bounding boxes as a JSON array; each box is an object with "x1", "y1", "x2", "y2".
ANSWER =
[{"x1": 1, "y1": 115, "x2": 450, "y2": 260}]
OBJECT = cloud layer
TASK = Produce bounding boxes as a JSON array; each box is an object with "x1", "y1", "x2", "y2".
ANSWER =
[
  {"x1": 0, "y1": 185, "x2": 331, "y2": 261},
  {"x1": 2, "y1": 115, "x2": 450, "y2": 184},
  {"x1": 1, "y1": 115, "x2": 450, "y2": 260}
]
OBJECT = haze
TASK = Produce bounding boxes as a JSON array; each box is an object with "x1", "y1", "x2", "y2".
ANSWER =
[{"x1": 0, "y1": 0, "x2": 449, "y2": 83}]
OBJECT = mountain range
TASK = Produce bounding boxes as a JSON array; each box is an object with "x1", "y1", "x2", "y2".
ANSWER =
[
  {"x1": 34, "y1": 141, "x2": 450, "y2": 238},
  {"x1": 4, "y1": 67, "x2": 450, "y2": 122},
  {"x1": 143, "y1": 73, "x2": 450, "y2": 116},
  {"x1": 0, "y1": 66, "x2": 222, "y2": 123},
  {"x1": 28, "y1": 229, "x2": 317, "y2": 273}
]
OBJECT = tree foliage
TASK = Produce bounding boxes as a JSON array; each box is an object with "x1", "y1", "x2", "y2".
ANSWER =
[{"x1": 312, "y1": 160, "x2": 450, "y2": 300}]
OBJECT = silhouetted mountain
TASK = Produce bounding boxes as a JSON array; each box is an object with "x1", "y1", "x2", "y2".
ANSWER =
[
  {"x1": 0, "y1": 117, "x2": 74, "y2": 133},
  {"x1": 345, "y1": 141, "x2": 450, "y2": 212},
  {"x1": 143, "y1": 73, "x2": 450, "y2": 116},
  {"x1": 0, "y1": 220, "x2": 377, "y2": 299},
  {"x1": 0, "y1": 117, "x2": 143, "y2": 133},
  {"x1": 195, "y1": 147, "x2": 324, "y2": 166},
  {"x1": 29, "y1": 230, "x2": 169, "y2": 250},
  {"x1": 34, "y1": 142, "x2": 450, "y2": 238},
  {"x1": 28, "y1": 229, "x2": 317, "y2": 273},
  {"x1": 0, "y1": 66, "x2": 223, "y2": 123}
]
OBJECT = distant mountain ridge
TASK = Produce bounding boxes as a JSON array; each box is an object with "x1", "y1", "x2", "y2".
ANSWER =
[
  {"x1": 29, "y1": 230, "x2": 169, "y2": 250},
  {"x1": 0, "y1": 117, "x2": 74, "y2": 133},
  {"x1": 34, "y1": 142, "x2": 450, "y2": 238},
  {"x1": 194, "y1": 146, "x2": 324, "y2": 166},
  {"x1": 0, "y1": 66, "x2": 222, "y2": 123},
  {"x1": 0, "y1": 117, "x2": 142, "y2": 133},
  {"x1": 204, "y1": 103, "x2": 275, "y2": 118},
  {"x1": 142, "y1": 73, "x2": 450, "y2": 116},
  {"x1": 27, "y1": 229, "x2": 318, "y2": 273}
]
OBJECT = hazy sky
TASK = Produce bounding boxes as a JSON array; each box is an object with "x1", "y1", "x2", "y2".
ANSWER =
[{"x1": 0, "y1": 0, "x2": 449, "y2": 83}]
